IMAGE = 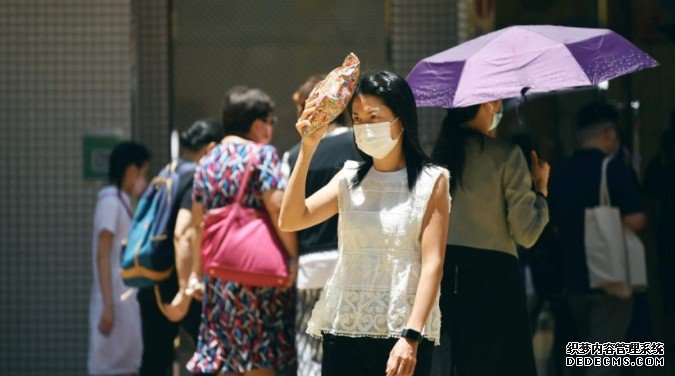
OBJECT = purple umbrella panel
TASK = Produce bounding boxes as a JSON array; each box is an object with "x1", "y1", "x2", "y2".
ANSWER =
[{"x1": 407, "y1": 25, "x2": 659, "y2": 108}]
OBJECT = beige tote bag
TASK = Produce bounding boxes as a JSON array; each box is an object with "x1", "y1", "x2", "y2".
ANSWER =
[{"x1": 584, "y1": 156, "x2": 647, "y2": 298}]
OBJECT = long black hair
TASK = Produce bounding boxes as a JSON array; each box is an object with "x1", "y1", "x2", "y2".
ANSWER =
[
  {"x1": 432, "y1": 105, "x2": 483, "y2": 191},
  {"x1": 180, "y1": 118, "x2": 223, "y2": 152},
  {"x1": 349, "y1": 71, "x2": 430, "y2": 191}
]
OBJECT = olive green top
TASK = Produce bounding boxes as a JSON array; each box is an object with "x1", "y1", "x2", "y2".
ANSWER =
[{"x1": 447, "y1": 136, "x2": 549, "y2": 256}]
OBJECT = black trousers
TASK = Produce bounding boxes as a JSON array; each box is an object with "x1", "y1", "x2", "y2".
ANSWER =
[
  {"x1": 322, "y1": 334, "x2": 433, "y2": 376},
  {"x1": 431, "y1": 245, "x2": 536, "y2": 376},
  {"x1": 137, "y1": 272, "x2": 202, "y2": 376}
]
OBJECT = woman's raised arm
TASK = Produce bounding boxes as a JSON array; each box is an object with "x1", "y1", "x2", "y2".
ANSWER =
[{"x1": 278, "y1": 110, "x2": 340, "y2": 232}]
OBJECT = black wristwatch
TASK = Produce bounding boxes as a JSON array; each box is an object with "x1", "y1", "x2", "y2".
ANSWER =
[{"x1": 401, "y1": 328, "x2": 423, "y2": 343}]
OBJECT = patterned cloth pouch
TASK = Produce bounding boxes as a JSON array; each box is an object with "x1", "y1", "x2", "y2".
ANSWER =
[{"x1": 303, "y1": 52, "x2": 360, "y2": 136}]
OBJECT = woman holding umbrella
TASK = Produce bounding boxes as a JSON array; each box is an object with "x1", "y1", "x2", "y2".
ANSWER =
[
  {"x1": 406, "y1": 25, "x2": 658, "y2": 376},
  {"x1": 431, "y1": 101, "x2": 549, "y2": 376}
]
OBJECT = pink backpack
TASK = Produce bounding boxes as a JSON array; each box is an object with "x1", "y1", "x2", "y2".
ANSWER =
[{"x1": 201, "y1": 145, "x2": 289, "y2": 287}]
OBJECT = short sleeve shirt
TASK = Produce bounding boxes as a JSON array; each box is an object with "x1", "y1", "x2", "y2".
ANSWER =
[
  {"x1": 549, "y1": 148, "x2": 644, "y2": 293},
  {"x1": 193, "y1": 142, "x2": 286, "y2": 211}
]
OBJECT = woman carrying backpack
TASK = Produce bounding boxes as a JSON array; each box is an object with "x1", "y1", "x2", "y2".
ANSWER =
[
  {"x1": 187, "y1": 87, "x2": 298, "y2": 376},
  {"x1": 279, "y1": 71, "x2": 450, "y2": 376},
  {"x1": 89, "y1": 141, "x2": 150, "y2": 376},
  {"x1": 137, "y1": 119, "x2": 222, "y2": 376}
]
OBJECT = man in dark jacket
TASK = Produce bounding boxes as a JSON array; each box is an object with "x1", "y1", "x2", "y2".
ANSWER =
[{"x1": 549, "y1": 101, "x2": 646, "y2": 376}]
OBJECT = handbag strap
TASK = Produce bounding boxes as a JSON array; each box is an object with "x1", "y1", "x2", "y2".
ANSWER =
[
  {"x1": 234, "y1": 143, "x2": 262, "y2": 204},
  {"x1": 599, "y1": 156, "x2": 613, "y2": 207}
]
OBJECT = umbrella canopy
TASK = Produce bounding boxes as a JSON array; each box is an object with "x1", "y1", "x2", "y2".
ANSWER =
[{"x1": 407, "y1": 25, "x2": 659, "y2": 108}]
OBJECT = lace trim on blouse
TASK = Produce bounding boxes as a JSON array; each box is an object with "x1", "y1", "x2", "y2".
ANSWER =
[{"x1": 306, "y1": 161, "x2": 450, "y2": 344}]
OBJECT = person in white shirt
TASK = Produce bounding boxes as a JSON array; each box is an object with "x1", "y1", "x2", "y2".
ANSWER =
[
  {"x1": 89, "y1": 141, "x2": 150, "y2": 376},
  {"x1": 279, "y1": 71, "x2": 450, "y2": 376}
]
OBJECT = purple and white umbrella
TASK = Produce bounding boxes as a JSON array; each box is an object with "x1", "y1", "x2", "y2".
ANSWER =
[{"x1": 407, "y1": 25, "x2": 659, "y2": 108}]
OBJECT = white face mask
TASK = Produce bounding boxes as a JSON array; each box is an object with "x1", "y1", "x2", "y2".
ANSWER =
[
  {"x1": 354, "y1": 118, "x2": 403, "y2": 159},
  {"x1": 488, "y1": 106, "x2": 503, "y2": 132}
]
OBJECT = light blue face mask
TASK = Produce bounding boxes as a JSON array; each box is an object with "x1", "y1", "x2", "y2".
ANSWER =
[{"x1": 489, "y1": 106, "x2": 503, "y2": 132}]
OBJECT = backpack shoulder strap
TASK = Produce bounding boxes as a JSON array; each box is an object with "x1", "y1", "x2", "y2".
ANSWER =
[
  {"x1": 168, "y1": 160, "x2": 179, "y2": 174},
  {"x1": 151, "y1": 162, "x2": 178, "y2": 205},
  {"x1": 175, "y1": 160, "x2": 196, "y2": 176}
]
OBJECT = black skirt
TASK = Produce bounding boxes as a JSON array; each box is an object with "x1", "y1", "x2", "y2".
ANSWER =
[{"x1": 431, "y1": 245, "x2": 536, "y2": 376}]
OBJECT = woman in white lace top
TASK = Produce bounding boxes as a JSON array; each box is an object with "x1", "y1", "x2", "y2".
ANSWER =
[{"x1": 280, "y1": 71, "x2": 450, "y2": 376}]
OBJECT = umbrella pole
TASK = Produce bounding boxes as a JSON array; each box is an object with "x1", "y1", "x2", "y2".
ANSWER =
[
  {"x1": 631, "y1": 101, "x2": 642, "y2": 176},
  {"x1": 516, "y1": 87, "x2": 531, "y2": 132}
]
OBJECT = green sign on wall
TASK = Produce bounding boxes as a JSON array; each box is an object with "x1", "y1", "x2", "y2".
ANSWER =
[{"x1": 83, "y1": 130, "x2": 123, "y2": 180}]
